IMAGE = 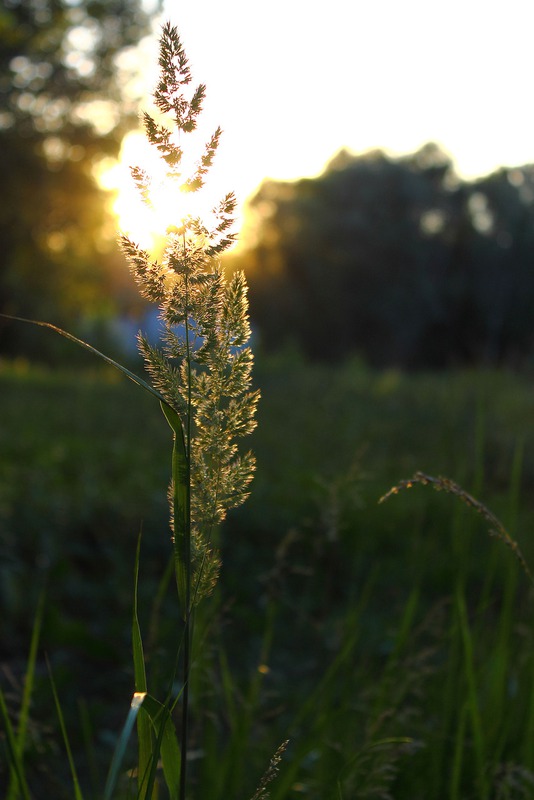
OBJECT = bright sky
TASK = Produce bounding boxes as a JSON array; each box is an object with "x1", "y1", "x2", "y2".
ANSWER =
[{"x1": 108, "y1": 0, "x2": 534, "y2": 245}]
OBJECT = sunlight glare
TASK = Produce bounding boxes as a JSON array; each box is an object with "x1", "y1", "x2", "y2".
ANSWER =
[{"x1": 100, "y1": 130, "x2": 229, "y2": 253}]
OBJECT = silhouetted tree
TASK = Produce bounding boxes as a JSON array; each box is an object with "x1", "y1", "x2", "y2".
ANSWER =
[{"x1": 232, "y1": 144, "x2": 534, "y2": 368}]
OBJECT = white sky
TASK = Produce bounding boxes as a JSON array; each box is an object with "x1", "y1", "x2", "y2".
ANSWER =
[
  {"x1": 158, "y1": 0, "x2": 533, "y2": 189},
  {"x1": 111, "y1": 0, "x2": 534, "y2": 240}
]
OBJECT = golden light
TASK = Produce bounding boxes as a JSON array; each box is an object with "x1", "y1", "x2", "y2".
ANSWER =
[{"x1": 99, "y1": 129, "x2": 235, "y2": 254}]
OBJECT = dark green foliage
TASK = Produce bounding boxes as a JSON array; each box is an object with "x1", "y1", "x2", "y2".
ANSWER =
[
  {"x1": 2, "y1": 358, "x2": 534, "y2": 796},
  {"x1": 233, "y1": 143, "x2": 534, "y2": 368}
]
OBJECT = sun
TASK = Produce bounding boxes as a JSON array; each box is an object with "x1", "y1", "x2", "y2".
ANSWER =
[{"x1": 99, "y1": 130, "x2": 233, "y2": 254}]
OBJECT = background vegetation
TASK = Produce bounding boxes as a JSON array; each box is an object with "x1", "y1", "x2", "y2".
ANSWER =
[
  {"x1": 0, "y1": 0, "x2": 160, "y2": 357},
  {"x1": 2, "y1": 356, "x2": 534, "y2": 797}
]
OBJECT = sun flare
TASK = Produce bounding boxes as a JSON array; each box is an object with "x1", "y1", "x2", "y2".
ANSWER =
[{"x1": 99, "y1": 130, "x2": 235, "y2": 254}]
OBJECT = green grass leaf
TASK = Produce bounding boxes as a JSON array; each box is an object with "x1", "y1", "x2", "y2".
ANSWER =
[
  {"x1": 16, "y1": 588, "x2": 45, "y2": 751},
  {"x1": 103, "y1": 692, "x2": 147, "y2": 800},
  {"x1": 47, "y1": 656, "x2": 84, "y2": 800},
  {"x1": 132, "y1": 535, "x2": 152, "y2": 799},
  {"x1": 0, "y1": 687, "x2": 32, "y2": 800},
  {"x1": 5, "y1": 588, "x2": 45, "y2": 800},
  {"x1": 455, "y1": 586, "x2": 488, "y2": 799},
  {"x1": 0, "y1": 313, "x2": 169, "y2": 408},
  {"x1": 140, "y1": 694, "x2": 182, "y2": 800}
]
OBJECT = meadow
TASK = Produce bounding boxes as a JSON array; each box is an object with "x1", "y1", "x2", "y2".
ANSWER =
[{"x1": 2, "y1": 352, "x2": 534, "y2": 798}]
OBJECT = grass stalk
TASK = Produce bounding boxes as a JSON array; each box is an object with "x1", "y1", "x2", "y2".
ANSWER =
[
  {"x1": 455, "y1": 585, "x2": 488, "y2": 798},
  {"x1": 77, "y1": 698, "x2": 100, "y2": 799},
  {"x1": 132, "y1": 536, "x2": 151, "y2": 799},
  {"x1": 522, "y1": 658, "x2": 534, "y2": 770},
  {"x1": 380, "y1": 472, "x2": 534, "y2": 587},
  {"x1": 46, "y1": 656, "x2": 84, "y2": 800},
  {"x1": 0, "y1": 688, "x2": 32, "y2": 800},
  {"x1": 181, "y1": 277, "x2": 193, "y2": 800},
  {"x1": 162, "y1": 398, "x2": 192, "y2": 800},
  {"x1": 449, "y1": 701, "x2": 468, "y2": 800},
  {"x1": 14, "y1": 589, "x2": 45, "y2": 758},
  {"x1": 5, "y1": 587, "x2": 45, "y2": 800}
]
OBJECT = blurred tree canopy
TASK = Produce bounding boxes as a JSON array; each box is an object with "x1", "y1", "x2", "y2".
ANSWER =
[
  {"x1": 232, "y1": 143, "x2": 534, "y2": 368},
  {"x1": 0, "y1": 0, "x2": 161, "y2": 356}
]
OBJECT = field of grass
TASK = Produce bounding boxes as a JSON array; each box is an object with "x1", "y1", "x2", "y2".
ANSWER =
[{"x1": 1, "y1": 353, "x2": 534, "y2": 798}]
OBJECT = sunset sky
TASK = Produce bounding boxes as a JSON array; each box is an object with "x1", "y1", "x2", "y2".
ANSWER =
[{"x1": 110, "y1": 0, "x2": 534, "y2": 241}]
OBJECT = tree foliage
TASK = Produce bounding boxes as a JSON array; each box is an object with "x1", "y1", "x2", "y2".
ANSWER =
[
  {"x1": 0, "y1": 0, "x2": 161, "y2": 355},
  {"x1": 234, "y1": 143, "x2": 534, "y2": 368}
]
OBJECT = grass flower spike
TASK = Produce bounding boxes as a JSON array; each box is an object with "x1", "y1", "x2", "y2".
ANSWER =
[{"x1": 120, "y1": 23, "x2": 259, "y2": 614}]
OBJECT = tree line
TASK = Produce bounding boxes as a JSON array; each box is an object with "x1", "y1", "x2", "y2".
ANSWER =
[{"x1": 230, "y1": 143, "x2": 534, "y2": 368}]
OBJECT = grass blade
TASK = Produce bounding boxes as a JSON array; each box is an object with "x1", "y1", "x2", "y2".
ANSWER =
[
  {"x1": 0, "y1": 687, "x2": 32, "y2": 800},
  {"x1": 103, "y1": 692, "x2": 147, "y2": 800},
  {"x1": 16, "y1": 588, "x2": 46, "y2": 752},
  {"x1": 140, "y1": 694, "x2": 182, "y2": 800},
  {"x1": 6, "y1": 588, "x2": 45, "y2": 799},
  {"x1": 455, "y1": 586, "x2": 488, "y2": 799},
  {"x1": 0, "y1": 313, "x2": 169, "y2": 409},
  {"x1": 449, "y1": 701, "x2": 468, "y2": 800},
  {"x1": 46, "y1": 656, "x2": 84, "y2": 800},
  {"x1": 132, "y1": 535, "x2": 152, "y2": 799}
]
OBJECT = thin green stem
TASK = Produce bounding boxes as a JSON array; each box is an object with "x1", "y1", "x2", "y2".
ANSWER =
[{"x1": 180, "y1": 234, "x2": 193, "y2": 800}]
